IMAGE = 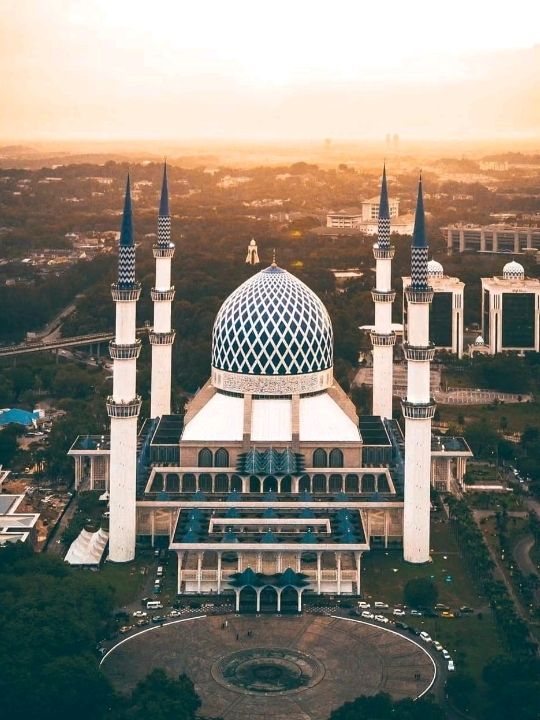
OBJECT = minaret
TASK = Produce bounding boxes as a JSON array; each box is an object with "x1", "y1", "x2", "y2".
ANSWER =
[
  {"x1": 371, "y1": 165, "x2": 396, "y2": 418},
  {"x1": 107, "y1": 175, "x2": 142, "y2": 563},
  {"x1": 402, "y1": 177, "x2": 436, "y2": 564},
  {"x1": 246, "y1": 238, "x2": 260, "y2": 265},
  {"x1": 149, "y1": 162, "x2": 176, "y2": 418}
]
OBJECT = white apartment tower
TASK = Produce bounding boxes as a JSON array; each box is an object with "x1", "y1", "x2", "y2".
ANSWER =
[
  {"x1": 150, "y1": 163, "x2": 176, "y2": 418},
  {"x1": 402, "y1": 178, "x2": 436, "y2": 563},
  {"x1": 371, "y1": 166, "x2": 396, "y2": 418},
  {"x1": 107, "y1": 176, "x2": 142, "y2": 562}
]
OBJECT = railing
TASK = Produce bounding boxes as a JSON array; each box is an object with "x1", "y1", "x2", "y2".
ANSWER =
[
  {"x1": 151, "y1": 288, "x2": 175, "y2": 302},
  {"x1": 148, "y1": 330, "x2": 176, "y2": 345},
  {"x1": 152, "y1": 245, "x2": 175, "y2": 258},
  {"x1": 373, "y1": 246, "x2": 395, "y2": 260},
  {"x1": 402, "y1": 343, "x2": 436, "y2": 361},
  {"x1": 370, "y1": 332, "x2": 396, "y2": 347},
  {"x1": 111, "y1": 282, "x2": 142, "y2": 302},
  {"x1": 371, "y1": 290, "x2": 396, "y2": 303},
  {"x1": 106, "y1": 396, "x2": 142, "y2": 418},
  {"x1": 401, "y1": 400, "x2": 437, "y2": 420},
  {"x1": 404, "y1": 287, "x2": 434, "y2": 303},
  {"x1": 0, "y1": 327, "x2": 148, "y2": 357},
  {"x1": 109, "y1": 339, "x2": 142, "y2": 359}
]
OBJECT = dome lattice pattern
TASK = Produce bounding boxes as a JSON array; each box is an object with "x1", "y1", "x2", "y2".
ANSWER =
[
  {"x1": 212, "y1": 266, "x2": 333, "y2": 376},
  {"x1": 503, "y1": 260, "x2": 525, "y2": 280}
]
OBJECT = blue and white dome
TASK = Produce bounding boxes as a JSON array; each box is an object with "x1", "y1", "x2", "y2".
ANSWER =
[
  {"x1": 503, "y1": 260, "x2": 524, "y2": 280},
  {"x1": 211, "y1": 265, "x2": 334, "y2": 395}
]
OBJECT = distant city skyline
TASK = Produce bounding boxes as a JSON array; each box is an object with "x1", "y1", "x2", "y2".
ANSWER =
[{"x1": 1, "y1": 0, "x2": 539, "y2": 141}]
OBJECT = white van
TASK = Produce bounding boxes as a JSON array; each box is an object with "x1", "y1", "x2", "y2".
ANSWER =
[
  {"x1": 156, "y1": 566, "x2": 164, "y2": 577},
  {"x1": 146, "y1": 600, "x2": 163, "y2": 610}
]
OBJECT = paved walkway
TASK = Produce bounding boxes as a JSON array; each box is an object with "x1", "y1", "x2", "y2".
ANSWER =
[{"x1": 101, "y1": 615, "x2": 439, "y2": 720}]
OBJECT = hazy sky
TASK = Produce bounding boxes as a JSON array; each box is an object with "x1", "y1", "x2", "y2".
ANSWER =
[{"x1": 1, "y1": 0, "x2": 539, "y2": 141}]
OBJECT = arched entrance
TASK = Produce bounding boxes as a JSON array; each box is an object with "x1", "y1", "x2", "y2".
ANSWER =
[
  {"x1": 239, "y1": 586, "x2": 257, "y2": 613},
  {"x1": 281, "y1": 475, "x2": 292, "y2": 493},
  {"x1": 260, "y1": 586, "x2": 278, "y2": 613},
  {"x1": 313, "y1": 474, "x2": 326, "y2": 493},
  {"x1": 280, "y1": 586, "x2": 299, "y2": 614},
  {"x1": 199, "y1": 473, "x2": 212, "y2": 493},
  {"x1": 299, "y1": 475, "x2": 311, "y2": 493},
  {"x1": 183, "y1": 473, "x2": 196, "y2": 492},
  {"x1": 263, "y1": 476, "x2": 278, "y2": 493},
  {"x1": 215, "y1": 474, "x2": 229, "y2": 493},
  {"x1": 249, "y1": 476, "x2": 261, "y2": 493},
  {"x1": 231, "y1": 474, "x2": 243, "y2": 492}
]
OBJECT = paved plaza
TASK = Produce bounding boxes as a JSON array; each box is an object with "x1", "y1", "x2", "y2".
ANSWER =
[{"x1": 102, "y1": 615, "x2": 436, "y2": 720}]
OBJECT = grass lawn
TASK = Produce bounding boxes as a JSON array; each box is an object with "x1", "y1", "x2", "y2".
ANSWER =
[
  {"x1": 438, "y1": 401, "x2": 540, "y2": 434},
  {"x1": 362, "y1": 520, "x2": 483, "y2": 608},
  {"x1": 100, "y1": 551, "x2": 154, "y2": 606},
  {"x1": 362, "y1": 516, "x2": 505, "y2": 713}
]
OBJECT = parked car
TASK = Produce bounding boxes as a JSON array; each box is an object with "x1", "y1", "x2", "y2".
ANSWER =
[
  {"x1": 132, "y1": 610, "x2": 147, "y2": 618},
  {"x1": 361, "y1": 610, "x2": 375, "y2": 619},
  {"x1": 151, "y1": 615, "x2": 166, "y2": 623},
  {"x1": 441, "y1": 610, "x2": 455, "y2": 618},
  {"x1": 448, "y1": 660, "x2": 455, "y2": 671},
  {"x1": 393, "y1": 608, "x2": 406, "y2": 616},
  {"x1": 374, "y1": 602, "x2": 389, "y2": 609},
  {"x1": 168, "y1": 609, "x2": 181, "y2": 617},
  {"x1": 374, "y1": 614, "x2": 389, "y2": 624},
  {"x1": 435, "y1": 603, "x2": 450, "y2": 611},
  {"x1": 119, "y1": 625, "x2": 132, "y2": 634},
  {"x1": 419, "y1": 631, "x2": 432, "y2": 643},
  {"x1": 358, "y1": 601, "x2": 371, "y2": 609},
  {"x1": 433, "y1": 641, "x2": 443, "y2": 651},
  {"x1": 395, "y1": 621, "x2": 409, "y2": 631},
  {"x1": 459, "y1": 606, "x2": 474, "y2": 614},
  {"x1": 410, "y1": 609, "x2": 423, "y2": 616},
  {"x1": 442, "y1": 649, "x2": 451, "y2": 660},
  {"x1": 136, "y1": 618, "x2": 149, "y2": 627}
]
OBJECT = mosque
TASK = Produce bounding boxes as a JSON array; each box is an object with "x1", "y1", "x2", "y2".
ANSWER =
[{"x1": 69, "y1": 165, "x2": 469, "y2": 610}]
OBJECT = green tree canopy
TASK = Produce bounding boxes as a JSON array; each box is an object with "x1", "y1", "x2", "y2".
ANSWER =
[{"x1": 403, "y1": 577, "x2": 439, "y2": 608}]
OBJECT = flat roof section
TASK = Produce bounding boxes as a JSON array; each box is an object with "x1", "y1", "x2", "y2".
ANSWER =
[
  {"x1": 151, "y1": 414, "x2": 185, "y2": 446},
  {"x1": 359, "y1": 416, "x2": 391, "y2": 447}
]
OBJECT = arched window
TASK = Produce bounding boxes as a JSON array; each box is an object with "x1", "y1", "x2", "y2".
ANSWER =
[
  {"x1": 215, "y1": 448, "x2": 229, "y2": 467},
  {"x1": 199, "y1": 473, "x2": 212, "y2": 492},
  {"x1": 151, "y1": 473, "x2": 164, "y2": 492},
  {"x1": 313, "y1": 474, "x2": 326, "y2": 493},
  {"x1": 378, "y1": 474, "x2": 390, "y2": 493},
  {"x1": 215, "y1": 473, "x2": 229, "y2": 493},
  {"x1": 182, "y1": 473, "x2": 196, "y2": 493},
  {"x1": 329, "y1": 448, "x2": 344, "y2": 468},
  {"x1": 313, "y1": 448, "x2": 327, "y2": 468},
  {"x1": 362, "y1": 474, "x2": 375, "y2": 493},
  {"x1": 198, "y1": 448, "x2": 213, "y2": 467},
  {"x1": 299, "y1": 475, "x2": 311, "y2": 493},
  {"x1": 166, "y1": 473, "x2": 180, "y2": 492},
  {"x1": 329, "y1": 474, "x2": 342, "y2": 493},
  {"x1": 345, "y1": 474, "x2": 359, "y2": 493},
  {"x1": 231, "y1": 475, "x2": 243, "y2": 492}
]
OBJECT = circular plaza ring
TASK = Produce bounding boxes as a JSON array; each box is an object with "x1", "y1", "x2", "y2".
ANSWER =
[{"x1": 211, "y1": 647, "x2": 326, "y2": 695}]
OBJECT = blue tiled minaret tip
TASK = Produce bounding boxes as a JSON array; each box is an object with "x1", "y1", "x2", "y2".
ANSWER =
[
  {"x1": 119, "y1": 174, "x2": 134, "y2": 246},
  {"x1": 118, "y1": 173, "x2": 136, "y2": 286},
  {"x1": 159, "y1": 161, "x2": 169, "y2": 217},
  {"x1": 377, "y1": 163, "x2": 391, "y2": 249},
  {"x1": 411, "y1": 175, "x2": 429, "y2": 290}
]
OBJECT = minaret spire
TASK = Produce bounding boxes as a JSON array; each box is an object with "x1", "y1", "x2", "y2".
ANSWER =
[
  {"x1": 118, "y1": 174, "x2": 136, "y2": 287},
  {"x1": 150, "y1": 161, "x2": 176, "y2": 418},
  {"x1": 402, "y1": 174, "x2": 436, "y2": 563},
  {"x1": 370, "y1": 164, "x2": 396, "y2": 418},
  {"x1": 107, "y1": 173, "x2": 142, "y2": 562}
]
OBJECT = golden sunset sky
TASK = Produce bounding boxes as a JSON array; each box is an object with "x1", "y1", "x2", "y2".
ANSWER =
[{"x1": 1, "y1": 0, "x2": 539, "y2": 141}]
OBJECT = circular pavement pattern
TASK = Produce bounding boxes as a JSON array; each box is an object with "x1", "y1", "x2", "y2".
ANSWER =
[{"x1": 102, "y1": 615, "x2": 436, "y2": 720}]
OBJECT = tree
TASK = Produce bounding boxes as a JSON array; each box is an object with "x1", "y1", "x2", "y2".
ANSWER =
[
  {"x1": 0, "y1": 423, "x2": 24, "y2": 465},
  {"x1": 403, "y1": 578, "x2": 438, "y2": 608},
  {"x1": 446, "y1": 673, "x2": 476, "y2": 711},
  {"x1": 122, "y1": 669, "x2": 202, "y2": 720}
]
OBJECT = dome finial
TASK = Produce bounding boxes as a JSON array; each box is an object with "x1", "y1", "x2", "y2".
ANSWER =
[{"x1": 272, "y1": 248, "x2": 277, "y2": 267}]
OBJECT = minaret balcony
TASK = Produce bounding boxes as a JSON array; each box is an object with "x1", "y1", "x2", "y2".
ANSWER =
[
  {"x1": 403, "y1": 343, "x2": 436, "y2": 361},
  {"x1": 151, "y1": 287, "x2": 176, "y2": 302},
  {"x1": 109, "y1": 339, "x2": 142, "y2": 360},
  {"x1": 370, "y1": 331, "x2": 396, "y2": 347},
  {"x1": 106, "y1": 395, "x2": 142, "y2": 418},
  {"x1": 373, "y1": 245, "x2": 395, "y2": 260},
  {"x1": 401, "y1": 399, "x2": 436, "y2": 420},
  {"x1": 371, "y1": 289, "x2": 396, "y2": 303},
  {"x1": 152, "y1": 244, "x2": 175, "y2": 258},
  {"x1": 149, "y1": 330, "x2": 176, "y2": 345},
  {"x1": 404, "y1": 286, "x2": 434, "y2": 304},
  {"x1": 111, "y1": 282, "x2": 141, "y2": 302}
]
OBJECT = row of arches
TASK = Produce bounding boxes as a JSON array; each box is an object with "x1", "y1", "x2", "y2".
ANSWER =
[
  {"x1": 198, "y1": 448, "x2": 230, "y2": 468},
  {"x1": 313, "y1": 448, "x2": 344, "y2": 468},
  {"x1": 150, "y1": 472, "x2": 390, "y2": 494},
  {"x1": 235, "y1": 585, "x2": 304, "y2": 613}
]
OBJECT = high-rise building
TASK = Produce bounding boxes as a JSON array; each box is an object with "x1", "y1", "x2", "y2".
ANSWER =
[
  {"x1": 481, "y1": 260, "x2": 540, "y2": 353},
  {"x1": 402, "y1": 259, "x2": 464, "y2": 357}
]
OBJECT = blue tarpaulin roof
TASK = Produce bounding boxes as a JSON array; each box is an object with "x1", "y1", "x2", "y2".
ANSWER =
[{"x1": 0, "y1": 408, "x2": 39, "y2": 427}]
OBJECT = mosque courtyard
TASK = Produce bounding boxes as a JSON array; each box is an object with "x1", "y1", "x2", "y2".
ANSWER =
[{"x1": 101, "y1": 614, "x2": 437, "y2": 720}]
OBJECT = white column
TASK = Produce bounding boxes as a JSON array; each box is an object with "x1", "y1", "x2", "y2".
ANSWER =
[
  {"x1": 371, "y1": 248, "x2": 396, "y2": 419},
  {"x1": 150, "y1": 248, "x2": 175, "y2": 418},
  {"x1": 217, "y1": 552, "x2": 222, "y2": 594},
  {"x1": 336, "y1": 553, "x2": 342, "y2": 595},
  {"x1": 177, "y1": 551, "x2": 183, "y2": 595},
  {"x1": 197, "y1": 551, "x2": 203, "y2": 593},
  {"x1": 317, "y1": 552, "x2": 322, "y2": 595}
]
